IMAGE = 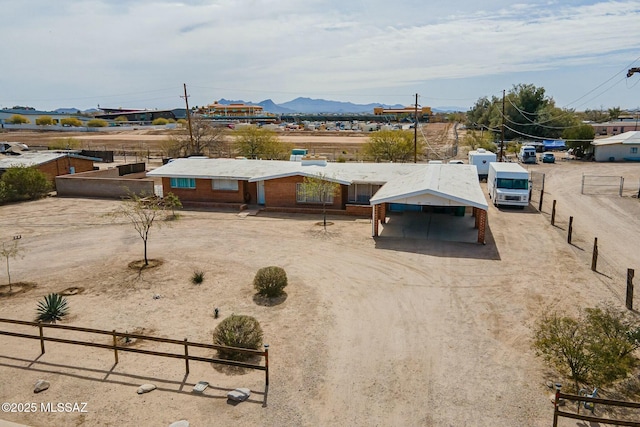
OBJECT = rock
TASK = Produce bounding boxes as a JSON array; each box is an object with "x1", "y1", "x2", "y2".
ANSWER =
[
  {"x1": 227, "y1": 388, "x2": 251, "y2": 402},
  {"x1": 137, "y1": 383, "x2": 157, "y2": 394},
  {"x1": 169, "y1": 421, "x2": 189, "y2": 427},
  {"x1": 34, "y1": 379, "x2": 50, "y2": 393}
]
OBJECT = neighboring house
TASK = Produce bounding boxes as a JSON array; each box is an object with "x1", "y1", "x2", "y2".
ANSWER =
[
  {"x1": 0, "y1": 108, "x2": 87, "y2": 125},
  {"x1": 147, "y1": 157, "x2": 489, "y2": 242},
  {"x1": 591, "y1": 131, "x2": 640, "y2": 162},
  {"x1": 591, "y1": 119, "x2": 640, "y2": 136},
  {"x1": 0, "y1": 152, "x2": 100, "y2": 182}
]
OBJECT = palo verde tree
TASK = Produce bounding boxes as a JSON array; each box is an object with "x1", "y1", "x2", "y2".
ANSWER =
[
  {"x1": 87, "y1": 118, "x2": 108, "y2": 128},
  {"x1": 60, "y1": 117, "x2": 83, "y2": 127},
  {"x1": 7, "y1": 115, "x2": 28, "y2": 124},
  {"x1": 113, "y1": 192, "x2": 171, "y2": 266},
  {"x1": 299, "y1": 173, "x2": 341, "y2": 231},
  {"x1": 233, "y1": 126, "x2": 290, "y2": 159},
  {"x1": 1, "y1": 239, "x2": 25, "y2": 292},
  {"x1": 363, "y1": 129, "x2": 420, "y2": 162},
  {"x1": 35, "y1": 115, "x2": 55, "y2": 126},
  {"x1": 533, "y1": 304, "x2": 640, "y2": 392}
]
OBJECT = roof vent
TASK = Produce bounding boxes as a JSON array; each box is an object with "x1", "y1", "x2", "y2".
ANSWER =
[
  {"x1": 477, "y1": 148, "x2": 486, "y2": 153},
  {"x1": 301, "y1": 155, "x2": 327, "y2": 166}
]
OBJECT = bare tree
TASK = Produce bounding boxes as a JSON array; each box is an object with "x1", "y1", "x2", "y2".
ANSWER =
[
  {"x1": 168, "y1": 116, "x2": 228, "y2": 157},
  {"x1": 113, "y1": 192, "x2": 170, "y2": 266},
  {"x1": 1, "y1": 238, "x2": 24, "y2": 292},
  {"x1": 300, "y1": 174, "x2": 341, "y2": 231}
]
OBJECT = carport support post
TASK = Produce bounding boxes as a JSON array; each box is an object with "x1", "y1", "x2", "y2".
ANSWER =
[
  {"x1": 567, "y1": 216, "x2": 573, "y2": 244},
  {"x1": 626, "y1": 269, "x2": 635, "y2": 310},
  {"x1": 477, "y1": 209, "x2": 487, "y2": 244},
  {"x1": 591, "y1": 238, "x2": 598, "y2": 272},
  {"x1": 551, "y1": 200, "x2": 557, "y2": 225},
  {"x1": 371, "y1": 205, "x2": 379, "y2": 237}
]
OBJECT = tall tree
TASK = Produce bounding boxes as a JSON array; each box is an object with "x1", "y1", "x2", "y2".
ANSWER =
[
  {"x1": 562, "y1": 123, "x2": 595, "y2": 155},
  {"x1": 168, "y1": 116, "x2": 227, "y2": 157},
  {"x1": 363, "y1": 130, "x2": 419, "y2": 162}
]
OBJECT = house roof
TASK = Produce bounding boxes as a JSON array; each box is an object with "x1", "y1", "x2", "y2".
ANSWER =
[
  {"x1": 148, "y1": 158, "x2": 488, "y2": 210},
  {"x1": 591, "y1": 131, "x2": 640, "y2": 146},
  {"x1": 369, "y1": 164, "x2": 488, "y2": 210},
  {"x1": 0, "y1": 152, "x2": 100, "y2": 169}
]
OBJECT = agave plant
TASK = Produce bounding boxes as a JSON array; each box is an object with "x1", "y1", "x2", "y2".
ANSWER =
[{"x1": 36, "y1": 293, "x2": 69, "y2": 324}]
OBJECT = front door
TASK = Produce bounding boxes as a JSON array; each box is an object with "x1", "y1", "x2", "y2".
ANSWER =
[{"x1": 257, "y1": 181, "x2": 265, "y2": 205}]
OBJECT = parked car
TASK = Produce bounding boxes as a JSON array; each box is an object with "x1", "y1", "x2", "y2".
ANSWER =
[{"x1": 541, "y1": 152, "x2": 556, "y2": 163}]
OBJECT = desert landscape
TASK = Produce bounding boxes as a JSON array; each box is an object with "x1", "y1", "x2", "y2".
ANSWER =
[{"x1": 1, "y1": 129, "x2": 640, "y2": 426}]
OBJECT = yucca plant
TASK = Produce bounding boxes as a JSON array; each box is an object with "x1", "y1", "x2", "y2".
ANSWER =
[
  {"x1": 191, "y1": 270, "x2": 205, "y2": 285},
  {"x1": 36, "y1": 293, "x2": 69, "y2": 324},
  {"x1": 213, "y1": 314, "x2": 263, "y2": 361}
]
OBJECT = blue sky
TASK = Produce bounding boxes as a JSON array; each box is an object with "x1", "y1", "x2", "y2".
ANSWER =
[{"x1": 2, "y1": 0, "x2": 640, "y2": 111}]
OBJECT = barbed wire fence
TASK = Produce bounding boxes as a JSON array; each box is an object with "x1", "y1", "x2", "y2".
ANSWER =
[{"x1": 530, "y1": 172, "x2": 638, "y2": 307}]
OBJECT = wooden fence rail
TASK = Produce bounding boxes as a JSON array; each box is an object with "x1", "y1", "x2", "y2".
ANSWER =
[
  {"x1": 553, "y1": 391, "x2": 640, "y2": 427},
  {"x1": 0, "y1": 318, "x2": 269, "y2": 389}
]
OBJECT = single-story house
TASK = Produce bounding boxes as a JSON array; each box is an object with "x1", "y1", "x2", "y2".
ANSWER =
[
  {"x1": 0, "y1": 152, "x2": 100, "y2": 182},
  {"x1": 591, "y1": 131, "x2": 640, "y2": 162},
  {"x1": 147, "y1": 157, "x2": 489, "y2": 243}
]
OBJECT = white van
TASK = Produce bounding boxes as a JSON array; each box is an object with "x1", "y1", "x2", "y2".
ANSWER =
[
  {"x1": 487, "y1": 162, "x2": 530, "y2": 208},
  {"x1": 518, "y1": 145, "x2": 537, "y2": 164}
]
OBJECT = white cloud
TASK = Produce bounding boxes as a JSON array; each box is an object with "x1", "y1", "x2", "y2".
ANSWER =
[{"x1": 2, "y1": 0, "x2": 640, "y2": 110}]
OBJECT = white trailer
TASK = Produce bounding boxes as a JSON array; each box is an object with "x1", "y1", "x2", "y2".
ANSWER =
[
  {"x1": 487, "y1": 162, "x2": 530, "y2": 208},
  {"x1": 518, "y1": 145, "x2": 537, "y2": 164},
  {"x1": 468, "y1": 148, "x2": 497, "y2": 180}
]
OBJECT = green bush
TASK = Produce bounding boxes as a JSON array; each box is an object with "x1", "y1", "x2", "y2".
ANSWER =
[
  {"x1": 213, "y1": 314, "x2": 263, "y2": 361},
  {"x1": 7, "y1": 115, "x2": 28, "y2": 124},
  {"x1": 36, "y1": 115, "x2": 55, "y2": 126},
  {"x1": 60, "y1": 117, "x2": 83, "y2": 127},
  {"x1": 36, "y1": 293, "x2": 69, "y2": 323},
  {"x1": 152, "y1": 118, "x2": 169, "y2": 125},
  {"x1": 87, "y1": 119, "x2": 108, "y2": 128},
  {"x1": 253, "y1": 266, "x2": 288, "y2": 297},
  {"x1": 191, "y1": 270, "x2": 205, "y2": 285},
  {"x1": 0, "y1": 166, "x2": 51, "y2": 202}
]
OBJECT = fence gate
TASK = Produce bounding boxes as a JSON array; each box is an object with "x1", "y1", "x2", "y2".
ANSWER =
[{"x1": 581, "y1": 174, "x2": 624, "y2": 196}]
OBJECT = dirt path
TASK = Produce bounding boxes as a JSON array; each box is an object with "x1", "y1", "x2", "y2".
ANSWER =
[{"x1": 0, "y1": 160, "x2": 639, "y2": 426}]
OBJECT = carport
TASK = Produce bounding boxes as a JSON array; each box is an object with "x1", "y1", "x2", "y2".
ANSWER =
[{"x1": 369, "y1": 164, "x2": 489, "y2": 244}]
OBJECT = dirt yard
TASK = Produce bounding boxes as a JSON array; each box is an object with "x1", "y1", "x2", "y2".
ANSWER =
[{"x1": 0, "y1": 157, "x2": 640, "y2": 426}]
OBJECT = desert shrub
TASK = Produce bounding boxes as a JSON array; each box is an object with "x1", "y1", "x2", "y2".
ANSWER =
[
  {"x1": 191, "y1": 270, "x2": 205, "y2": 285},
  {"x1": 253, "y1": 266, "x2": 288, "y2": 297},
  {"x1": 1, "y1": 166, "x2": 51, "y2": 202},
  {"x1": 213, "y1": 314, "x2": 263, "y2": 361},
  {"x1": 36, "y1": 115, "x2": 55, "y2": 126},
  {"x1": 60, "y1": 117, "x2": 82, "y2": 127},
  {"x1": 152, "y1": 118, "x2": 169, "y2": 125},
  {"x1": 87, "y1": 119, "x2": 108, "y2": 128},
  {"x1": 36, "y1": 293, "x2": 69, "y2": 323},
  {"x1": 114, "y1": 115, "x2": 129, "y2": 123},
  {"x1": 7, "y1": 115, "x2": 28, "y2": 124}
]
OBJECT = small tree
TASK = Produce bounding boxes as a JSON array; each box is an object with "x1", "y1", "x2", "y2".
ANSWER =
[
  {"x1": 254, "y1": 266, "x2": 288, "y2": 297},
  {"x1": 233, "y1": 126, "x2": 290, "y2": 159},
  {"x1": 7, "y1": 115, "x2": 29, "y2": 124},
  {"x1": 299, "y1": 174, "x2": 341, "y2": 231},
  {"x1": 113, "y1": 192, "x2": 169, "y2": 265},
  {"x1": 152, "y1": 117, "x2": 169, "y2": 125},
  {"x1": 35, "y1": 115, "x2": 55, "y2": 126},
  {"x1": 213, "y1": 314, "x2": 263, "y2": 361},
  {"x1": 60, "y1": 117, "x2": 83, "y2": 127},
  {"x1": 1, "y1": 240, "x2": 24, "y2": 292},
  {"x1": 87, "y1": 119, "x2": 108, "y2": 128},
  {"x1": 36, "y1": 293, "x2": 69, "y2": 323},
  {"x1": 363, "y1": 129, "x2": 419, "y2": 162},
  {"x1": 114, "y1": 115, "x2": 129, "y2": 123},
  {"x1": 162, "y1": 192, "x2": 182, "y2": 218},
  {"x1": 48, "y1": 137, "x2": 80, "y2": 150}
]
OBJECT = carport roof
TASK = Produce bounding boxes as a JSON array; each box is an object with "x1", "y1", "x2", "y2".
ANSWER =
[
  {"x1": 369, "y1": 164, "x2": 488, "y2": 210},
  {"x1": 592, "y1": 131, "x2": 640, "y2": 146}
]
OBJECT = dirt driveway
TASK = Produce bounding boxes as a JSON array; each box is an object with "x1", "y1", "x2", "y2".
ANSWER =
[{"x1": 0, "y1": 160, "x2": 639, "y2": 426}]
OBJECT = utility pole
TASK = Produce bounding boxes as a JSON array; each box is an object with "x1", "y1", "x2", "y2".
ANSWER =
[
  {"x1": 500, "y1": 89, "x2": 505, "y2": 162},
  {"x1": 181, "y1": 83, "x2": 194, "y2": 151},
  {"x1": 414, "y1": 93, "x2": 419, "y2": 163}
]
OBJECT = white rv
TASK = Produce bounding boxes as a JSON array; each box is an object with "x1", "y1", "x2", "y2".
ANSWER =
[
  {"x1": 518, "y1": 145, "x2": 537, "y2": 164},
  {"x1": 487, "y1": 162, "x2": 530, "y2": 208},
  {"x1": 468, "y1": 148, "x2": 497, "y2": 180}
]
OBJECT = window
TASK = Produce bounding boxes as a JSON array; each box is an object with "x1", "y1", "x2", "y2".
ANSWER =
[
  {"x1": 212, "y1": 179, "x2": 239, "y2": 191},
  {"x1": 631, "y1": 147, "x2": 638, "y2": 154},
  {"x1": 496, "y1": 178, "x2": 528, "y2": 190},
  {"x1": 348, "y1": 184, "x2": 382, "y2": 204},
  {"x1": 170, "y1": 178, "x2": 195, "y2": 189},
  {"x1": 296, "y1": 183, "x2": 333, "y2": 204}
]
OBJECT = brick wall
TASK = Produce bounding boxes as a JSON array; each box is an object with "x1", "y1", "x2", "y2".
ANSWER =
[
  {"x1": 264, "y1": 176, "x2": 346, "y2": 209},
  {"x1": 161, "y1": 177, "x2": 247, "y2": 203}
]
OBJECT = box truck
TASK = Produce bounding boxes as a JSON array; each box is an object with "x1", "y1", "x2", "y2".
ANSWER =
[
  {"x1": 468, "y1": 148, "x2": 497, "y2": 180},
  {"x1": 487, "y1": 162, "x2": 530, "y2": 208}
]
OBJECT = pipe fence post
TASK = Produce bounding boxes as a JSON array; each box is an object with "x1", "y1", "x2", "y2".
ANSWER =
[
  {"x1": 568, "y1": 216, "x2": 573, "y2": 244},
  {"x1": 620, "y1": 177, "x2": 624, "y2": 197},
  {"x1": 626, "y1": 269, "x2": 635, "y2": 310},
  {"x1": 591, "y1": 238, "x2": 598, "y2": 272},
  {"x1": 264, "y1": 344, "x2": 269, "y2": 387},
  {"x1": 551, "y1": 200, "x2": 557, "y2": 225},
  {"x1": 538, "y1": 188, "x2": 544, "y2": 211}
]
